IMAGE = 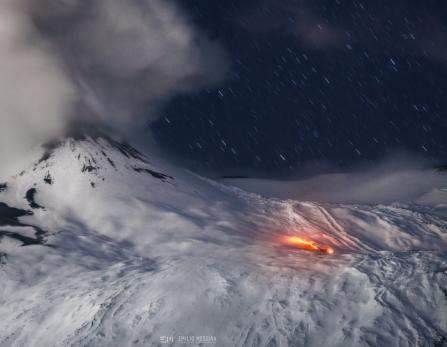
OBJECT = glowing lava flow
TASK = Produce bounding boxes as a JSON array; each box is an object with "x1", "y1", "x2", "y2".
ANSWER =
[{"x1": 282, "y1": 236, "x2": 335, "y2": 254}]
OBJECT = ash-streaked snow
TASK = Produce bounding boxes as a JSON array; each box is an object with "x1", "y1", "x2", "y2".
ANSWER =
[{"x1": 0, "y1": 134, "x2": 446, "y2": 347}]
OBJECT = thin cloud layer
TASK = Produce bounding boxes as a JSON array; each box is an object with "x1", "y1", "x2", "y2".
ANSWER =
[
  {"x1": 224, "y1": 156, "x2": 447, "y2": 206},
  {"x1": 236, "y1": 0, "x2": 447, "y2": 61},
  {"x1": 236, "y1": 0, "x2": 348, "y2": 50}
]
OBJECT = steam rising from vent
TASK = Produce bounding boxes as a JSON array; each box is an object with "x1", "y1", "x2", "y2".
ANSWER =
[{"x1": 0, "y1": 0, "x2": 228, "y2": 177}]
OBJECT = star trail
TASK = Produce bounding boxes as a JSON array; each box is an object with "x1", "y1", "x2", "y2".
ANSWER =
[{"x1": 152, "y1": 0, "x2": 447, "y2": 174}]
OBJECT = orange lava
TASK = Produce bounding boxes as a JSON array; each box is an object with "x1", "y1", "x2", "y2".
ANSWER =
[{"x1": 282, "y1": 236, "x2": 334, "y2": 254}]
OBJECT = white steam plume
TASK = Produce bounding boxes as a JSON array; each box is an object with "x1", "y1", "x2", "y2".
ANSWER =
[
  {"x1": 0, "y1": 1, "x2": 76, "y2": 176},
  {"x1": 0, "y1": 0, "x2": 227, "y2": 177}
]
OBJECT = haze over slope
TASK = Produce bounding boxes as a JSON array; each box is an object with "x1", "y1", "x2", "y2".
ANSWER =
[{"x1": 222, "y1": 158, "x2": 447, "y2": 207}]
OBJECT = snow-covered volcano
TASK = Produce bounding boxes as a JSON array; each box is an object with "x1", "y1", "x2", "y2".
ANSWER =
[{"x1": 0, "y1": 131, "x2": 446, "y2": 347}]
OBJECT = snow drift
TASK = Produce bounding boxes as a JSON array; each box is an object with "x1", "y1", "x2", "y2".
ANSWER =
[{"x1": 0, "y1": 132, "x2": 446, "y2": 346}]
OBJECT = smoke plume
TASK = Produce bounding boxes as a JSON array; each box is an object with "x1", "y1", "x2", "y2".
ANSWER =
[{"x1": 0, "y1": 0, "x2": 227, "y2": 176}]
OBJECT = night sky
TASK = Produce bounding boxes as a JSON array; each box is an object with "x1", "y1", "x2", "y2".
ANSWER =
[{"x1": 152, "y1": 0, "x2": 447, "y2": 174}]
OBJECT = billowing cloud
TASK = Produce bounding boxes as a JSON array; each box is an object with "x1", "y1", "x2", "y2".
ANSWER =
[
  {"x1": 0, "y1": 0, "x2": 228, "y2": 177},
  {"x1": 0, "y1": 1, "x2": 76, "y2": 175}
]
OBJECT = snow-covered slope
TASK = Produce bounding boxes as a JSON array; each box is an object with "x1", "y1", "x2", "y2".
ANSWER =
[{"x1": 0, "y1": 133, "x2": 446, "y2": 347}]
